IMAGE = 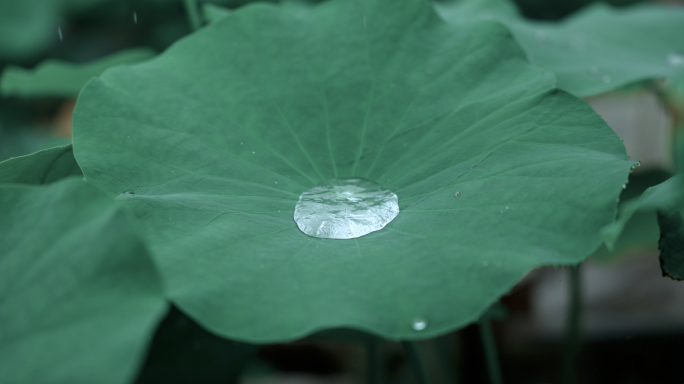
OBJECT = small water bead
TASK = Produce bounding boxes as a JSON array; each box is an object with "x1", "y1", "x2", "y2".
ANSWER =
[
  {"x1": 123, "y1": 191, "x2": 134, "y2": 195},
  {"x1": 622, "y1": 184, "x2": 627, "y2": 189},
  {"x1": 294, "y1": 178, "x2": 399, "y2": 239},
  {"x1": 668, "y1": 53, "x2": 684, "y2": 67},
  {"x1": 411, "y1": 318, "x2": 428, "y2": 331},
  {"x1": 602, "y1": 75, "x2": 611, "y2": 83},
  {"x1": 455, "y1": 192, "x2": 461, "y2": 197},
  {"x1": 133, "y1": 11, "x2": 138, "y2": 24}
]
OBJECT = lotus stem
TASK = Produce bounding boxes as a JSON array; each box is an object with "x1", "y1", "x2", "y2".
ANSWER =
[
  {"x1": 562, "y1": 264, "x2": 582, "y2": 384},
  {"x1": 401, "y1": 341, "x2": 431, "y2": 384},
  {"x1": 479, "y1": 311, "x2": 503, "y2": 384},
  {"x1": 366, "y1": 338, "x2": 383, "y2": 384},
  {"x1": 183, "y1": 0, "x2": 202, "y2": 30}
]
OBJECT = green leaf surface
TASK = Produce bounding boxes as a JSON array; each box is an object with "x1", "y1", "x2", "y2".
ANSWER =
[
  {"x1": 1, "y1": 48, "x2": 157, "y2": 98},
  {"x1": 0, "y1": 0, "x2": 59, "y2": 61},
  {"x1": 436, "y1": 0, "x2": 684, "y2": 97},
  {"x1": 0, "y1": 177, "x2": 168, "y2": 384},
  {"x1": 136, "y1": 306, "x2": 258, "y2": 384},
  {"x1": 0, "y1": 145, "x2": 81, "y2": 184},
  {"x1": 656, "y1": 209, "x2": 684, "y2": 280},
  {"x1": 73, "y1": 0, "x2": 632, "y2": 342}
]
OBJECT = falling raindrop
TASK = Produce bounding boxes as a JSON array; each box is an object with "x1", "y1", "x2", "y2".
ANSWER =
[
  {"x1": 294, "y1": 178, "x2": 399, "y2": 239},
  {"x1": 622, "y1": 184, "x2": 626, "y2": 189},
  {"x1": 411, "y1": 317, "x2": 428, "y2": 331},
  {"x1": 133, "y1": 11, "x2": 138, "y2": 24},
  {"x1": 58, "y1": 27, "x2": 63, "y2": 42}
]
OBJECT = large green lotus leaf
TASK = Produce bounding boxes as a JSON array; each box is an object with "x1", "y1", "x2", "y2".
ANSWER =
[
  {"x1": 0, "y1": 144, "x2": 81, "y2": 184},
  {"x1": 0, "y1": 177, "x2": 168, "y2": 384},
  {"x1": 436, "y1": 0, "x2": 684, "y2": 98},
  {"x1": 73, "y1": 0, "x2": 632, "y2": 342},
  {"x1": 1, "y1": 48, "x2": 157, "y2": 98}
]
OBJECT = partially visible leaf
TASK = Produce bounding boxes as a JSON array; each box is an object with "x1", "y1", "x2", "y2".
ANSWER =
[
  {"x1": 1, "y1": 48, "x2": 157, "y2": 98},
  {"x1": 656, "y1": 209, "x2": 684, "y2": 280},
  {"x1": 0, "y1": 144, "x2": 81, "y2": 184},
  {"x1": 0, "y1": 177, "x2": 168, "y2": 384},
  {"x1": 203, "y1": 3, "x2": 232, "y2": 23},
  {"x1": 601, "y1": 174, "x2": 684, "y2": 250},
  {"x1": 0, "y1": 0, "x2": 59, "y2": 61},
  {"x1": 136, "y1": 306, "x2": 258, "y2": 384},
  {"x1": 436, "y1": 0, "x2": 684, "y2": 98}
]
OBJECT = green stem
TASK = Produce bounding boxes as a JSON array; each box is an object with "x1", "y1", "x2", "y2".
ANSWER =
[
  {"x1": 479, "y1": 313, "x2": 503, "y2": 384},
  {"x1": 401, "y1": 341, "x2": 431, "y2": 384},
  {"x1": 183, "y1": 0, "x2": 202, "y2": 30},
  {"x1": 562, "y1": 264, "x2": 582, "y2": 384},
  {"x1": 366, "y1": 338, "x2": 383, "y2": 384}
]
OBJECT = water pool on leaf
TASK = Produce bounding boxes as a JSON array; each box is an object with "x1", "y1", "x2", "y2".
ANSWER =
[{"x1": 294, "y1": 178, "x2": 399, "y2": 240}]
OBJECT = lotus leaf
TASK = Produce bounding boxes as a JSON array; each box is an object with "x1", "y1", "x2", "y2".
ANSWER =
[
  {"x1": 0, "y1": 177, "x2": 167, "y2": 384},
  {"x1": 73, "y1": 0, "x2": 632, "y2": 342},
  {"x1": 1, "y1": 48, "x2": 157, "y2": 98},
  {"x1": 436, "y1": 0, "x2": 684, "y2": 98}
]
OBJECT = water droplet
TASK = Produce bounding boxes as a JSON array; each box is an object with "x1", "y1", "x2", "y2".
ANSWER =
[
  {"x1": 275, "y1": 181, "x2": 278, "y2": 184},
  {"x1": 589, "y1": 65, "x2": 599, "y2": 75},
  {"x1": 294, "y1": 178, "x2": 399, "y2": 239},
  {"x1": 252, "y1": 151, "x2": 255, "y2": 154},
  {"x1": 133, "y1": 11, "x2": 138, "y2": 24},
  {"x1": 668, "y1": 53, "x2": 684, "y2": 67},
  {"x1": 505, "y1": 206, "x2": 509, "y2": 209},
  {"x1": 240, "y1": 142, "x2": 243, "y2": 145},
  {"x1": 58, "y1": 27, "x2": 63, "y2": 42},
  {"x1": 534, "y1": 31, "x2": 546, "y2": 42},
  {"x1": 123, "y1": 191, "x2": 134, "y2": 195},
  {"x1": 260, "y1": 264, "x2": 264, "y2": 268},
  {"x1": 622, "y1": 184, "x2": 626, "y2": 189},
  {"x1": 483, "y1": 261, "x2": 489, "y2": 267},
  {"x1": 455, "y1": 192, "x2": 461, "y2": 197},
  {"x1": 602, "y1": 75, "x2": 611, "y2": 83},
  {"x1": 411, "y1": 317, "x2": 428, "y2": 331}
]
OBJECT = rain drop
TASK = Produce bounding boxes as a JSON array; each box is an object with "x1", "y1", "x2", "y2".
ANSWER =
[
  {"x1": 58, "y1": 27, "x2": 63, "y2": 42},
  {"x1": 622, "y1": 184, "x2": 626, "y2": 189},
  {"x1": 455, "y1": 192, "x2": 461, "y2": 197},
  {"x1": 133, "y1": 11, "x2": 138, "y2": 24},
  {"x1": 123, "y1": 191, "x2": 134, "y2": 195},
  {"x1": 294, "y1": 178, "x2": 399, "y2": 239},
  {"x1": 411, "y1": 318, "x2": 428, "y2": 331},
  {"x1": 668, "y1": 53, "x2": 684, "y2": 67},
  {"x1": 534, "y1": 31, "x2": 546, "y2": 42},
  {"x1": 602, "y1": 75, "x2": 611, "y2": 83},
  {"x1": 252, "y1": 151, "x2": 255, "y2": 154}
]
